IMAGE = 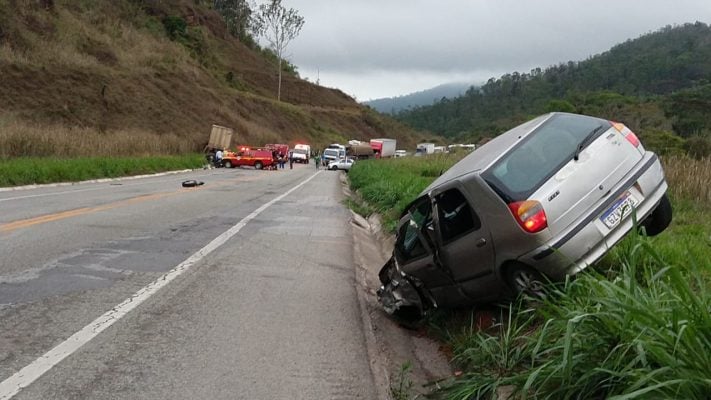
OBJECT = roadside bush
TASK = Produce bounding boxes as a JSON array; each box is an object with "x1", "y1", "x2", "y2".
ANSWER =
[
  {"x1": 638, "y1": 129, "x2": 686, "y2": 156},
  {"x1": 684, "y1": 135, "x2": 711, "y2": 159},
  {"x1": 162, "y1": 16, "x2": 187, "y2": 40}
]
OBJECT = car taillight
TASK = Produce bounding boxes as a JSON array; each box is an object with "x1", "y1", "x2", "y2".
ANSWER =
[
  {"x1": 508, "y1": 200, "x2": 548, "y2": 233},
  {"x1": 612, "y1": 122, "x2": 641, "y2": 148}
]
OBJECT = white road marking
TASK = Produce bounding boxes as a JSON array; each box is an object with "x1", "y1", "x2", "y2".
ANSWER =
[{"x1": 0, "y1": 171, "x2": 322, "y2": 400}]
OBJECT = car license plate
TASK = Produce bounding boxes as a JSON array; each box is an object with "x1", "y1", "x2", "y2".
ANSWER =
[{"x1": 600, "y1": 191, "x2": 639, "y2": 229}]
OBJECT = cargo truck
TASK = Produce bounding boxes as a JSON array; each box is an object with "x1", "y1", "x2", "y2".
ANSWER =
[
  {"x1": 416, "y1": 143, "x2": 435, "y2": 155},
  {"x1": 370, "y1": 138, "x2": 397, "y2": 158},
  {"x1": 205, "y1": 124, "x2": 235, "y2": 166},
  {"x1": 322, "y1": 148, "x2": 341, "y2": 166},
  {"x1": 206, "y1": 124, "x2": 234, "y2": 151},
  {"x1": 291, "y1": 144, "x2": 311, "y2": 163}
]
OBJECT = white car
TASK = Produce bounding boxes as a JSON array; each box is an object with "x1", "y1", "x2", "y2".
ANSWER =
[{"x1": 328, "y1": 158, "x2": 354, "y2": 171}]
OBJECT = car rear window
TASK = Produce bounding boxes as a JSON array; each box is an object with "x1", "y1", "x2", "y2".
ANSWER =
[{"x1": 482, "y1": 114, "x2": 610, "y2": 202}]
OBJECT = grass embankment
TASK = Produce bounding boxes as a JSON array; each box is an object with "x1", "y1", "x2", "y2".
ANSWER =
[
  {"x1": 347, "y1": 154, "x2": 464, "y2": 231},
  {"x1": 0, "y1": 154, "x2": 204, "y2": 187},
  {"x1": 346, "y1": 155, "x2": 711, "y2": 399}
]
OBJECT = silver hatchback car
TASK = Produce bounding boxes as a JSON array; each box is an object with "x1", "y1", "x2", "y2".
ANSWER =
[{"x1": 378, "y1": 112, "x2": 672, "y2": 318}]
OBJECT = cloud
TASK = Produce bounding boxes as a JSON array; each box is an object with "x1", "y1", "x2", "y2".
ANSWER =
[{"x1": 274, "y1": 0, "x2": 711, "y2": 99}]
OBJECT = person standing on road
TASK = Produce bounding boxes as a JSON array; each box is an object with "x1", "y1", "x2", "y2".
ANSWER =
[
  {"x1": 215, "y1": 149, "x2": 223, "y2": 167},
  {"x1": 289, "y1": 151, "x2": 294, "y2": 169},
  {"x1": 314, "y1": 154, "x2": 320, "y2": 169}
]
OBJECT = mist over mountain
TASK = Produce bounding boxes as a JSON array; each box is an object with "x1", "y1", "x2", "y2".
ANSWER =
[{"x1": 363, "y1": 82, "x2": 476, "y2": 114}]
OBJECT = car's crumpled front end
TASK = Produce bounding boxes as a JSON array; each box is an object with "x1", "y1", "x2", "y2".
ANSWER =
[{"x1": 376, "y1": 257, "x2": 429, "y2": 320}]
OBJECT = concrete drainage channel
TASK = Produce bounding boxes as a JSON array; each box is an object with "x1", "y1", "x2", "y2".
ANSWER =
[{"x1": 342, "y1": 174, "x2": 452, "y2": 399}]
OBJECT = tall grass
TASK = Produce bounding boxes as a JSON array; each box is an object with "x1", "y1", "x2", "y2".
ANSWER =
[
  {"x1": 347, "y1": 154, "x2": 463, "y2": 230},
  {"x1": 662, "y1": 155, "x2": 711, "y2": 206},
  {"x1": 439, "y1": 234, "x2": 711, "y2": 399},
  {"x1": 0, "y1": 154, "x2": 204, "y2": 187},
  {"x1": 0, "y1": 120, "x2": 199, "y2": 158}
]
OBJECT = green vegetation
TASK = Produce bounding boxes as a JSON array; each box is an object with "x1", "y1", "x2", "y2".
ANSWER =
[
  {"x1": 0, "y1": 154, "x2": 204, "y2": 187},
  {"x1": 396, "y1": 23, "x2": 711, "y2": 158},
  {"x1": 346, "y1": 155, "x2": 711, "y2": 399},
  {"x1": 390, "y1": 361, "x2": 415, "y2": 400},
  {"x1": 347, "y1": 154, "x2": 462, "y2": 231},
  {"x1": 439, "y1": 230, "x2": 711, "y2": 399}
]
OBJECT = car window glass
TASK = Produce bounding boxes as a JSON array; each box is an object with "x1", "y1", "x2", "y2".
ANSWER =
[
  {"x1": 435, "y1": 189, "x2": 480, "y2": 243},
  {"x1": 395, "y1": 198, "x2": 433, "y2": 262},
  {"x1": 484, "y1": 114, "x2": 610, "y2": 200}
]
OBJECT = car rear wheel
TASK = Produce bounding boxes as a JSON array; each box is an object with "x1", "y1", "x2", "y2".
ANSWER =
[
  {"x1": 505, "y1": 263, "x2": 547, "y2": 299},
  {"x1": 255, "y1": 162, "x2": 263, "y2": 170},
  {"x1": 640, "y1": 193, "x2": 672, "y2": 236},
  {"x1": 223, "y1": 160, "x2": 232, "y2": 168}
]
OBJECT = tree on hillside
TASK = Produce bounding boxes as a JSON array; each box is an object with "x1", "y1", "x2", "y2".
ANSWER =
[
  {"x1": 213, "y1": 0, "x2": 254, "y2": 43},
  {"x1": 252, "y1": 0, "x2": 304, "y2": 101}
]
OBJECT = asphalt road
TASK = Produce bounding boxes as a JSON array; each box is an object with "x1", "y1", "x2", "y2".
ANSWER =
[{"x1": 0, "y1": 164, "x2": 377, "y2": 399}]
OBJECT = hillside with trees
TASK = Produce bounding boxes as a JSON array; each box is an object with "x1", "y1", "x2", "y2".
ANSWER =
[
  {"x1": 396, "y1": 22, "x2": 711, "y2": 158},
  {"x1": 0, "y1": 0, "x2": 426, "y2": 158}
]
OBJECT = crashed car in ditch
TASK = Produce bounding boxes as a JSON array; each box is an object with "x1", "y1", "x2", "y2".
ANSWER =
[{"x1": 378, "y1": 112, "x2": 672, "y2": 319}]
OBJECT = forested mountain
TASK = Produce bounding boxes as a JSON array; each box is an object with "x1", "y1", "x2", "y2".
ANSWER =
[
  {"x1": 396, "y1": 22, "x2": 711, "y2": 157},
  {"x1": 363, "y1": 82, "x2": 474, "y2": 114}
]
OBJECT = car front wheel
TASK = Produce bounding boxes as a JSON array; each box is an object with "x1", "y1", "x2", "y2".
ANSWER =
[
  {"x1": 255, "y1": 162, "x2": 263, "y2": 170},
  {"x1": 223, "y1": 160, "x2": 232, "y2": 168}
]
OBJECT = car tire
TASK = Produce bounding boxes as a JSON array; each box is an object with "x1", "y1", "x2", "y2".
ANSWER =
[
  {"x1": 505, "y1": 263, "x2": 547, "y2": 299},
  {"x1": 181, "y1": 180, "x2": 204, "y2": 188},
  {"x1": 640, "y1": 193, "x2": 672, "y2": 236},
  {"x1": 255, "y1": 162, "x2": 263, "y2": 170},
  {"x1": 223, "y1": 160, "x2": 232, "y2": 168}
]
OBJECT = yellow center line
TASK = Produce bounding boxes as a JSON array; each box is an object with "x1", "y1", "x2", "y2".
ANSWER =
[
  {"x1": 0, "y1": 175, "x2": 258, "y2": 233},
  {"x1": 1, "y1": 192, "x2": 178, "y2": 233}
]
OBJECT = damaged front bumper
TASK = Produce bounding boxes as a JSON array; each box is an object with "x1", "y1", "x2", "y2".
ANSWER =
[{"x1": 376, "y1": 257, "x2": 430, "y2": 318}]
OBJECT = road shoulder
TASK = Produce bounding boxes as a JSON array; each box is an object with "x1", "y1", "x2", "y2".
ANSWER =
[{"x1": 344, "y1": 175, "x2": 452, "y2": 399}]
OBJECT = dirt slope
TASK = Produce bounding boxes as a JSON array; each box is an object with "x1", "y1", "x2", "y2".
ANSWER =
[{"x1": 0, "y1": 0, "x2": 426, "y2": 157}]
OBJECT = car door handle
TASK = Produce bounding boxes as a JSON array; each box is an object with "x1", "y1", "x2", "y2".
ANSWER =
[{"x1": 476, "y1": 238, "x2": 487, "y2": 248}]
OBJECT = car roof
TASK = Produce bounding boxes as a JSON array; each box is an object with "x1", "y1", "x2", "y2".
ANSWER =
[{"x1": 423, "y1": 113, "x2": 553, "y2": 194}]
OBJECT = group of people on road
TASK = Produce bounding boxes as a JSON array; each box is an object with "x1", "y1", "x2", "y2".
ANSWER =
[{"x1": 271, "y1": 151, "x2": 292, "y2": 170}]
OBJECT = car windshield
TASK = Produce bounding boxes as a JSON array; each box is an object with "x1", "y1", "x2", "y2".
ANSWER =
[
  {"x1": 324, "y1": 149, "x2": 339, "y2": 157},
  {"x1": 293, "y1": 149, "x2": 308, "y2": 154},
  {"x1": 394, "y1": 197, "x2": 432, "y2": 264},
  {"x1": 482, "y1": 113, "x2": 610, "y2": 202}
]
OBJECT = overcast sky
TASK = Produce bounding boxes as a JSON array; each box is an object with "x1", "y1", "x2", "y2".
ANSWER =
[{"x1": 273, "y1": 1, "x2": 711, "y2": 101}]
